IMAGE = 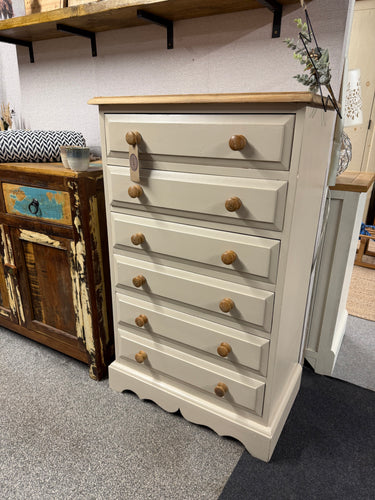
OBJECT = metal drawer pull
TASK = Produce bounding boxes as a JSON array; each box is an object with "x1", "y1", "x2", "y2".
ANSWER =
[
  {"x1": 219, "y1": 298, "x2": 234, "y2": 313},
  {"x1": 125, "y1": 131, "x2": 142, "y2": 146},
  {"x1": 132, "y1": 275, "x2": 146, "y2": 287},
  {"x1": 221, "y1": 250, "x2": 237, "y2": 265},
  {"x1": 131, "y1": 233, "x2": 145, "y2": 245},
  {"x1": 217, "y1": 342, "x2": 232, "y2": 357},
  {"x1": 135, "y1": 314, "x2": 148, "y2": 327},
  {"x1": 28, "y1": 198, "x2": 39, "y2": 214},
  {"x1": 135, "y1": 350, "x2": 147, "y2": 363},
  {"x1": 229, "y1": 134, "x2": 246, "y2": 151},
  {"x1": 128, "y1": 185, "x2": 143, "y2": 198},
  {"x1": 225, "y1": 196, "x2": 242, "y2": 212},
  {"x1": 214, "y1": 382, "x2": 228, "y2": 397}
]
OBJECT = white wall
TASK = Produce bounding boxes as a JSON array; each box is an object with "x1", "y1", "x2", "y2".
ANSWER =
[
  {"x1": 1, "y1": 0, "x2": 353, "y2": 149},
  {"x1": 0, "y1": 0, "x2": 23, "y2": 126},
  {"x1": 0, "y1": 44, "x2": 21, "y2": 124}
]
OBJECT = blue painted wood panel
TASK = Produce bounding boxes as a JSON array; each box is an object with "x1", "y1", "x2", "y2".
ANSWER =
[{"x1": 3, "y1": 184, "x2": 72, "y2": 225}]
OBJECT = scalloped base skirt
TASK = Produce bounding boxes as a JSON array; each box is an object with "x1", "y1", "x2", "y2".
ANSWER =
[{"x1": 108, "y1": 360, "x2": 302, "y2": 462}]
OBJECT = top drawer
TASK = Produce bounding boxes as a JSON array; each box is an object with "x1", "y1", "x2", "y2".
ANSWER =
[
  {"x1": 105, "y1": 114, "x2": 295, "y2": 170},
  {"x1": 2, "y1": 183, "x2": 72, "y2": 225}
]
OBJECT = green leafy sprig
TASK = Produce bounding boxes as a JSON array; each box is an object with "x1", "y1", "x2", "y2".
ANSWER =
[{"x1": 284, "y1": 18, "x2": 331, "y2": 92}]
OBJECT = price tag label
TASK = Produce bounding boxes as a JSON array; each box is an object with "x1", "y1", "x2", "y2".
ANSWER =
[{"x1": 129, "y1": 144, "x2": 140, "y2": 182}]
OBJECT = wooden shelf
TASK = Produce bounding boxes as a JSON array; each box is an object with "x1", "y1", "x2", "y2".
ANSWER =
[
  {"x1": 88, "y1": 91, "x2": 332, "y2": 108},
  {"x1": 330, "y1": 171, "x2": 375, "y2": 193},
  {"x1": 0, "y1": 0, "x2": 301, "y2": 42}
]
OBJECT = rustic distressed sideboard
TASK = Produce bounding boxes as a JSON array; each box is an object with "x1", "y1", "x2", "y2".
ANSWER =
[
  {"x1": 0, "y1": 163, "x2": 113, "y2": 380},
  {"x1": 90, "y1": 92, "x2": 335, "y2": 460}
]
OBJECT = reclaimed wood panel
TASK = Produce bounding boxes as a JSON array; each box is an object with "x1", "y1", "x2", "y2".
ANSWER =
[
  {"x1": 20, "y1": 233, "x2": 76, "y2": 335},
  {"x1": 3, "y1": 183, "x2": 72, "y2": 225}
]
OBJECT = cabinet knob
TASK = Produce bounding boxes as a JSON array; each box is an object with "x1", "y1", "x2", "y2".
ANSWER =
[
  {"x1": 135, "y1": 314, "x2": 148, "y2": 327},
  {"x1": 219, "y1": 298, "x2": 234, "y2": 313},
  {"x1": 217, "y1": 342, "x2": 232, "y2": 357},
  {"x1": 126, "y1": 131, "x2": 142, "y2": 146},
  {"x1": 135, "y1": 350, "x2": 147, "y2": 363},
  {"x1": 214, "y1": 382, "x2": 228, "y2": 397},
  {"x1": 225, "y1": 196, "x2": 242, "y2": 212},
  {"x1": 131, "y1": 233, "x2": 145, "y2": 245},
  {"x1": 128, "y1": 185, "x2": 143, "y2": 198},
  {"x1": 221, "y1": 250, "x2": 237, "y2": 265},
  {"x1": 229, "y1": 134, "x2": 246, "y2": 151},
  {"x1": 132, "y1": 275, "x2": 146, "y2": 288}
]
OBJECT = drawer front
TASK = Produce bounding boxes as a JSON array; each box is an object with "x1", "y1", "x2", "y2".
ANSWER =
[
  {"x1": 118, "y1": 330, "x2": 265, "y2": 415},
  {"x1": 105, "y1": 113, "x2": 295, "y2": 170},
  {"x1": 116, "y1": 294, "x2": 270, "y2": 376},
  {"x1": 2, "y1": 183, "x2": 72, "y2": 225},
  {"x1": 108, "y1": 168, "x2": 287, "y2": 230},
  {"x1": 114, "y1": 255, "x2": 274, "y2": 332},
  {"x1": 111, "y1": 213, "x2": 280, "y2": 283}
]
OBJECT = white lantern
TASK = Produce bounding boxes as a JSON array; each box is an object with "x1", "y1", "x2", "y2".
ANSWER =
[{"x1": 343, "y1": 69, "x2": 363, "y2": 127}]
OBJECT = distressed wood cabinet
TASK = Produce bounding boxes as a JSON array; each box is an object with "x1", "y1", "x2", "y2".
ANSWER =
[
  {"x1": 0, "y1": 163, "x2": 113, "y2": 380},
  {"x1": 91, "y1": 92, "x2": 335, "y2": 460}
]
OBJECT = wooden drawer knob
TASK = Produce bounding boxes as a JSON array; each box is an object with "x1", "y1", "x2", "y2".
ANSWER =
[
  {"x1": 131, "y1": 233, "x2": 145, "y2": 245},
  {"x1": 219, "y1": 298, "x2": 234, "y2": 313},
  {"x1": 214, "y1": 382, "x2": 228, "y2": 397},
  {"x1": 128, "y1": 185, "x2": 143, "y2": 198},
  {"x1": 225, "y1": 196, "x2": 242, "y2": 212},
  {"x1": 135, "y1": 350, "x2": 147, "y2": 363},
  {"x1": 126, "y1": 131, "x2": 142, "y2": 146},
  {"x1": 221, "y1": 250, "x2": 237, "y2": 265},
  {"x1": 135, "y1": 314, "x2": 148, "y2": 327},
  {"x1": 132, "y1": 275, "x2": 146, "y2": 287},
  {"x1": 229, "y1": 134, "x2": 246, "y2": 151},
  {"x1": 217, "y1": 342, "x2": 232, "y2": 357}
]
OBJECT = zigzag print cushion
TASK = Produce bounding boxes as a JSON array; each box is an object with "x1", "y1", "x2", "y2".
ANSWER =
[{"x1": 0, "y1": 130, "x2": 86, "y2": 163}]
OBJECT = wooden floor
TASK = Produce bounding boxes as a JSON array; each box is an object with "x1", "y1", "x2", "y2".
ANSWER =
[{"x1": 347, "y1": 257, "x2": 375, "y2": 322}]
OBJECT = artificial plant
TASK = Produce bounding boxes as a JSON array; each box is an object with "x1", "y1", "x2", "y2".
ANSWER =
[{"x1": 284, "y1": 18, "x2": 340, "y2": 116}]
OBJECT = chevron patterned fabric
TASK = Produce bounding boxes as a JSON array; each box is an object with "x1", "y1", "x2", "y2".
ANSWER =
[{"x1": 0, "y1": 130, "x2": 86, "y2": 163}]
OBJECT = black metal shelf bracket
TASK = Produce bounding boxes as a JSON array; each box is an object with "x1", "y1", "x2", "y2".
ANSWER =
[
  {"x1": 137, "y1": 9, "x2": 173, "y2": 49},
  {"x1": 256, "y1": 0, "x2": 283, "y2": 38},
  {"x1": 56, "y1": 24, "x2": 97, "y2": 57},
  {"x1": 0, "y1": 35, "x2": 34, "y2": 63}
]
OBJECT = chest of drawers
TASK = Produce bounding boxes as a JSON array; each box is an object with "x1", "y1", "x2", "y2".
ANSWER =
[{"x1": 91, "y1": 93, "x2": 335, "y2": 461}]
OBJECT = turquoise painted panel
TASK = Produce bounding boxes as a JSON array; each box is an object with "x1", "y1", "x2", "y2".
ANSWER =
[{"x1": 9, "y1": 186, "x2": 65, "y2": 221}]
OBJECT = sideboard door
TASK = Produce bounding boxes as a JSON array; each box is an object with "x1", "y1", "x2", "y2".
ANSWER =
[{"x1": 10, "y1": 227, "x2": 89, "y2": 363}]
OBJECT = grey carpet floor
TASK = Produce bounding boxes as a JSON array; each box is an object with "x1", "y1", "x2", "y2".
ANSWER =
[
  {"x1": 0, "y1": 327, "x2": 243, "y2": 500},
  {"x1": 332, "y1": 315, "x2": 375, "y2": 391},
  {"x1": 1, "y1": 313, "x2": 373, "y2": 499}
]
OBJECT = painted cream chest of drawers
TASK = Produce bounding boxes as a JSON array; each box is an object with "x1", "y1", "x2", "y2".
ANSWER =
[{"x1": 90, "y1": 93, "x2": 335, "y2": 461}]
